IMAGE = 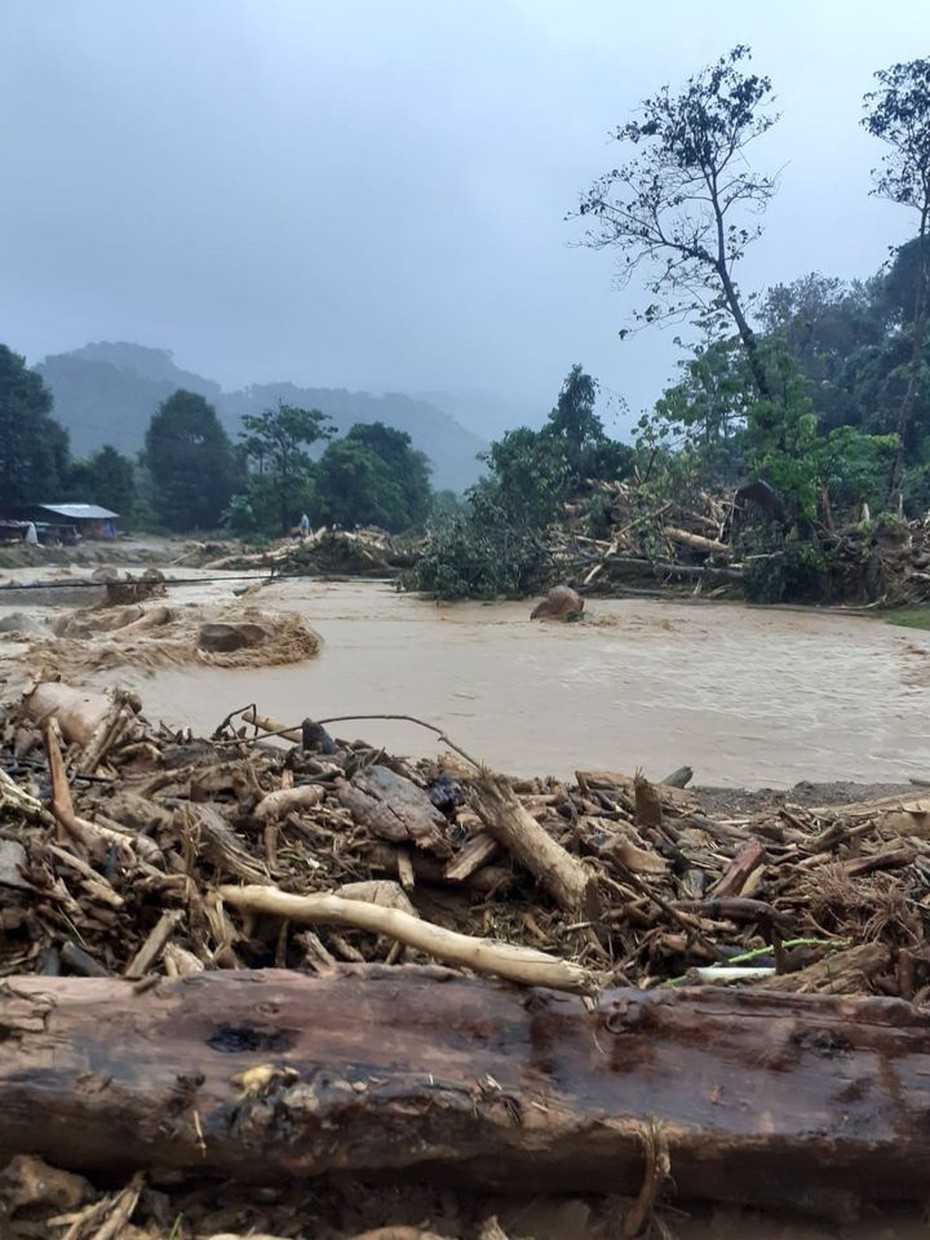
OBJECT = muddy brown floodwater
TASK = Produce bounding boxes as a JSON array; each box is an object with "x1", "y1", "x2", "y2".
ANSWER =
[{"x1": 83, "y1": 577, "x2": 930, "y2": 788}]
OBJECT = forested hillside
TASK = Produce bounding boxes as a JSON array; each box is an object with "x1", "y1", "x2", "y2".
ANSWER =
[{"x1": 37, "y1": 343, "x2": 487, "y2": 493}]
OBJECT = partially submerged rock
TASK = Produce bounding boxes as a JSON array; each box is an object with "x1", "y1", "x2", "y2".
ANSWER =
[
  {"x1": 0, "y1": 612, "x2": 44, "y2": 635},
  {"x1": 197, "y1": 621, "x2": 270, "y2": 654},
  {"x1": 530, "y1": 584, "x2": 584, "y2": 621}
]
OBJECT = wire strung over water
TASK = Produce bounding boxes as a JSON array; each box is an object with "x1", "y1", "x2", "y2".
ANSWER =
[{"x1": 0, "y1": 573, "x2": 273, "y2": 593}]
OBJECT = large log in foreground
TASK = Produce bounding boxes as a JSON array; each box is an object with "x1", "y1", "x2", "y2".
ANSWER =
[{"x1": 2, "y1": 967, "x2": 930, "y2": 1212}]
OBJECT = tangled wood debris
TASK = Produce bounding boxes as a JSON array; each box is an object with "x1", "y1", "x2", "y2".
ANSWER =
[
  {"x1": 204, "y1": 526, "x2": 421, "y2": 577},
  {"x1": 552, "y1": 482, "x2": 739, "y2": 597},
  {"x1": 3, "y1": 683, "x2": 930, "y2": 1236},
  {"x1": 554, "y1": 478, "x2": 930, "y2": 605}
]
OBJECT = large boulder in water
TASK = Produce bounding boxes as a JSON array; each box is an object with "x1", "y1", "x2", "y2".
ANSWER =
[
  {"x1": 529, "y1": 585, "x2": 584, "y2": 621},
  {"x1": 197, "y1": 622, "x2": 269, "y2": 654}
]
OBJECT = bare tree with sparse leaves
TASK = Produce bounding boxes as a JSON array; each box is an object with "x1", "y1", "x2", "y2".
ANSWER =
[{"x1": 576, "y1": 45, "x2": 778, "y2": 401}]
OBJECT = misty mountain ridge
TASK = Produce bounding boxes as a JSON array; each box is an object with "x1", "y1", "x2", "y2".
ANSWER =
[{"x1": 37, "y1": 343, "x2": 488, "y2": 493}]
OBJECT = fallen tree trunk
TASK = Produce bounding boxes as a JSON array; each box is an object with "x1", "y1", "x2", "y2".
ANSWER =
[
  {"x1": 603, "y1": 556, "x2": 743, "y2": 583},
  {"x1": 2, "y1": 967, "x2": 930, "y2": 1212},
  {"x1": 661, "y1": 525, "x2": 731, "y2": 557}
]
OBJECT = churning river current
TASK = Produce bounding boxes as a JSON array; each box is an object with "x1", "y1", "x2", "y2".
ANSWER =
[{"x1": 90, "y1": 578, "x2": 930, "y2": 789}]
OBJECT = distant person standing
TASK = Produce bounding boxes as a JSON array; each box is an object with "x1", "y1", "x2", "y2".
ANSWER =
[
  {"x1": 23, "y1": 522, "x2": 38, "y2": 545},
  {"x1": 299, "y1": 513, "x2": 310, "y2": 537}
]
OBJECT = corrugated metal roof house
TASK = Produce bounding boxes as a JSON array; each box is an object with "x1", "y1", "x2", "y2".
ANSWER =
[
  {"x1": 2, "y1": 504, "x2": 119, "y2": 542},
  {"x1": 33, "y1": 504, "x2": 119, "y2": 521}
]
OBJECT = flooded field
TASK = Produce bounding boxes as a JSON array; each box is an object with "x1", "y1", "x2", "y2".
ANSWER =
[{"x1": 54, "y1": 576, "x2": 930, "y2": 788}]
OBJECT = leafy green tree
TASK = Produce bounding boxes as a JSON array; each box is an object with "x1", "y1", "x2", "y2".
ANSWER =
[
  {"x1": 0, "y1": 346, "x2": 71, "y2": 504},
  {"x1": 643, "y1": 336, "x2": 753, "y2": 482},
  {"x1": 344, "y1": 422, "x2": 432, "y2": 525},
  {"x1": 415, "y1": 365, "x2": 631, "y2": 600},
  {"x1": 414, "y1": 485, "x2": 553, "y2": 601},
  {"x1": 577, "y1": 46, "x2": 778, "y2": 400},
  {"x1": 545, "y1": 365, "x2": 599, "y2": 475},
  {"x1": 316, "y1": 439, "x2": 405, "y2": 529},
  {"x1": 742, "y1": 346, "x2": 821, "y2": 527},
  {"x1": 481, "y1": 427, "x2": 568, "y2": 528},
  {"x1": 144, "y1": 389, "x2": 238, "y2": 531},
  {"x1": 67, "y1": 445, "x2": 136, "y2": 519},
  {"x1": 760, "y1": 275, "x2": 883, "y2": 406},
  {"x1": 863, "y1": 57, "x2": 930, "y2": 501},
  {"x1": 238, "y1": 402, "x2": 330, "y2": 532},
  {"x1": 818, "y1": 427, "x2": 898, "y2": 517},
  {"x1": 756, "y1": 261, "x2": 930, "y2": 469},
  {"x1": 415, "y1": 422, "x2": 565, "y2": 600}
]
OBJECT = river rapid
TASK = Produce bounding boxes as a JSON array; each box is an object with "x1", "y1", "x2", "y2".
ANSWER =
[{"x1": 83, "y1": 577, "x2": 930, "y2": 789}]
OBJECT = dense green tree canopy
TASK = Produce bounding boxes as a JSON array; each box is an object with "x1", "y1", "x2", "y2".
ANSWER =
[
  {"x1": 144, "y1": 389, "x2": 238, "y2": 531},
  {"x1": 0, "y1": 346, "x2": 70, "y2": 505},
  {"x1": 751, "y1": 258, "x2": 930, "y2": 463},
  {"x1": 316, "y1": 422, "x2": 432, "y2": 531},
  {"x1": 344, "y1": 422, "x2": 432, "y2": 526},
  {"x1": 644, "y1": 336, "x2": 752, "y2": 482},
  {"x1": 316, "y1": 439, "x2": 402, "y2": 529},
  {"x1": 67, "y1": 445, "x2": 136, "y2": 518}
]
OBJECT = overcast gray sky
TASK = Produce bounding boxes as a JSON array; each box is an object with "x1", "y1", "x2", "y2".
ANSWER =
[{"x1": 1, "y1": 1, "x2": 926, "y2": 437}]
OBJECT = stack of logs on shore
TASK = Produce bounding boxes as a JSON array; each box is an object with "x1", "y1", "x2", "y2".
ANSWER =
[{"x1": 4, "y1": 680, "x2": 930, "y2": 1233}]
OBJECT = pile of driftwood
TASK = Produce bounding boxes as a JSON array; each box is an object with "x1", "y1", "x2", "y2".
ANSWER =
[
  {"x1": 553, "y1": 481, "x2": 740, "y2": 598},
  {"x1": 205, "y1": 526, "x2": 422, "y2": 578},
  {"x1": 818, "y1": 510, "x2": 930, "y2": 606},
  {"x1": 554, "y1": 479, "x2": 930, "y2": 606},
  {"x1": 4, "y1": 683, "x2": 930, "y2": 1236}
]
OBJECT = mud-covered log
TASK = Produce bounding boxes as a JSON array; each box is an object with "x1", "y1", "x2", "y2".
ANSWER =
[{"x1": 2, "y1": 968, "x2": 930, "y2": 1211}]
